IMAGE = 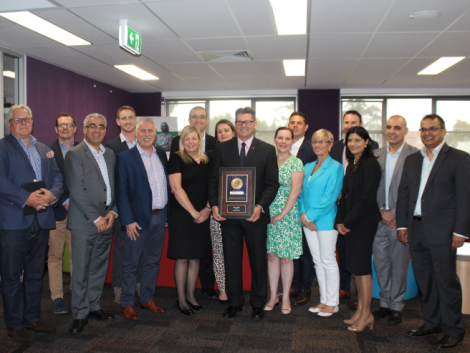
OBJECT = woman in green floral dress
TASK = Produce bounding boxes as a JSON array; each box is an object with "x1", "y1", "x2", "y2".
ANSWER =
[{"x1": 265, "y1": 127, "x2": 305, "y2": 314}]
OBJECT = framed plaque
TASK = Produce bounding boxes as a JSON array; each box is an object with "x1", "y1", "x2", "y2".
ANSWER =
[{"x1": 218, "y1": 167, "x2": 256, "y2": 219}]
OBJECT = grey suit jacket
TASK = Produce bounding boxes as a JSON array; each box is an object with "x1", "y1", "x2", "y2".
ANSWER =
[
  {"x1": 374, "y1": 143, "x2": 418, "y2": 214},
  {"x1": 65, "y1": 141, "x2": 117, "y2": 230}
]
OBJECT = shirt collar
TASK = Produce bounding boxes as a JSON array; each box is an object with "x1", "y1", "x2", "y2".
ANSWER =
[
  {"x1": 420, "y1": 140, "x2": 445, "y2": 158},
  {"x1": 13, "y1": 134, "x2": 37, "y2": 146},
  {"x1": 59, "y1": 139, "x2": 74, "y2": 150},
  {"x1": 83, "y1": 138, "x2": 105, "y2": 155},
  {"x1": 238, "y1": 135, "x2": 254, "y2": 147},
  {"x1": 293, "y1": 136, "x2": 305, "y2": 149},
  {"x1": 136, "y1": 142, "x2": 155, "y2": 156},
  {"x1": 387, "y1": 142, "x2": 405, "y2": 156}
]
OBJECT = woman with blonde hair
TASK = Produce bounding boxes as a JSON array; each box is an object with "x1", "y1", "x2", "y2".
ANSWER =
[{"x1": 168, "y1": 125, "x2": 211, "y2": 316}]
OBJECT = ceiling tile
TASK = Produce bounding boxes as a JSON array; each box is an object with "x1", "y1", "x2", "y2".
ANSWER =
[
  {"x1": 73, "y1": 43, "x2": 157, "y2": 66},
  {"x1": 0, "y1": 22, "x2": 63, "y2": 48},
  {"x1": 306, "y1": 75, "x2": 345, "y2": 88},
  {"x1": 307, "y1": 59, "x2": 357, "y2": 76},
  {"x1": 247, "y1": 35, "x2": 307, "y2": 60},
  {"x1": 257, "y1": 61, "x2": 285, "y2": 76},
  {"x1": 264, "y1": 76, "x2": 305, "y2": 89},
  {"x1": 381, "y1": 73, "x2": 430, "y2": 88},
  {"x1": 363, "y1": 32, "x2": 437, "y2": 59},
  {"x1": 184, "y1": 37, "x2": 248, "y2": 53},
  {"x1": 309, "y1": 33, "x2": 371, "y2": 60},
  {"x1": 352, "y1": 58, "x2": 411, "y2": 75},
  {"x1": 158, "y1": 63, "x2": 220, "y2": 79},
  {"x1": 225, "y1": 0, "x2": 275, "y2": 36},
  {"x1": 0, "y1": 0, "x2": 55, "y2": 11},
  {"x1": 54, "y1": 0, "x2": 140, "y2": 6},
  {"x1": 448, "y1": 7, "x2": 470, "y2": 31},
  {"x1": 417, "y1": 32, "x2": 470, "y2": 58},
  {"x1": 209, "y1": 61, "x2": 262, "y2": 78},
  {"x1": 395, "y1": 57, "x2": 439, "y2": 74},
  {"x1": 20, "y1": 46, "x2": 106, "y2": 68},
  {"x1": 420, "y1": 73, "x2": 470, "y2": 87},
  {"x1": 142, "y1": 40, "x2": 202, "y2": 63},
  {"x1": 343, "y1": 74, "x2": 390, "y2": 87}
]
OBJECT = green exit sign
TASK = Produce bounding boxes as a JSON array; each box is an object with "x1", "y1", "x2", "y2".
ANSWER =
[{"x1": 119, "y1": 20, "x2": 142, "y2": 56}]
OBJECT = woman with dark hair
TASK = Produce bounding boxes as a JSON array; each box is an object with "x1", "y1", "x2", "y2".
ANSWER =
[
  {"x1": 208, "y1": 119, "x2": 236, "y2": 303},
  {"x1": 335, "y1": 126, "x2": 381, "y2": 332},
  {"x1": 265, "y1": 127, "x2": 304, "y2": 315}
]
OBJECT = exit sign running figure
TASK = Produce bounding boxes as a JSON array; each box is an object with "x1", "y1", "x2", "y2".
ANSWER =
[{"x1": 119, "y1": 20, "x2": 142, "y2": 56}]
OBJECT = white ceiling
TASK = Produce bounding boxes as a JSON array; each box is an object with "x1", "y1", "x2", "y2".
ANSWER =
[{"x1": 0, "y1": 0, "x2": 469, "y2": 93}]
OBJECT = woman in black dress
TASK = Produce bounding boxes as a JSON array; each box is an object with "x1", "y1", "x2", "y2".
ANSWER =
[
  {"x1": 335, "y1": 126, "x2": 381, "y2": 332},
  {"x1": 168, "y1": 125, "x2": 211, "y2": 316}
]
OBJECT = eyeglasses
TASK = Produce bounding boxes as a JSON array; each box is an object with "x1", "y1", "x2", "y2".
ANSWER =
[
  {"x1": 9, "y1": 117, "x2": 32, "y2": 124},
  {"x1": 190, "y1": 115, "x2": 207, "y2": 120},
  {"x1": 312, "y1": 140, "x2": 328, "y2": 145},
  {"x1": 57, "y1": 123, "x2": 76, "y2": 128},
  {"x1": 85, "y1": 124, "x2": 106, "y2": 130},
  {"x1": 235, "y1": 120, "x2": 254, "y2": 127},
  {"x1": 419, "y1": 127, "x2": 443, "y2": 133}
]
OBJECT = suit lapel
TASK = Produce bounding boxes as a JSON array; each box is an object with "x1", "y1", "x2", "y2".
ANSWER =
[
  {"x1": 230, "y1": 139, "x2": 241, "y2": 167},
  {"x1": 309, "y1": 157, "x2": 329, "y2": 183},
  {"x1": 36, "y1": 144, "x2": 48, "y2": 181},
  {"x1": 53, "y1": 140, "x2": 65, "y2": 172},
  {"x1": 423, "y1": 143, "x2": 449, "y2": 194},
  {"x1": 7, "y1": 134, "x2": 36, "y2": 175},
  {"x1": 243, "y1": 138, "x2": 259, "y2": 166},
  {"x1": 410, "y1": 154, "x2": 424, "y2": 203},
  {"x1": 82, "y1": 143, "x2": 105, "y2": 185},
  {"x1": 133, "y1": 147, "x2": 151, "y2": 187}
]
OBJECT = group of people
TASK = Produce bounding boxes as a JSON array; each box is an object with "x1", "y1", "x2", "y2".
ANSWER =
[{"x1": 0, "y1": 103, "x2": 468, "y2": 350}]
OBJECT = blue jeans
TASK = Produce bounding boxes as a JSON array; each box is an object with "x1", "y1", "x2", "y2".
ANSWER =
[{"x1": 0, "y1": 217, "x2": 49, "y2": 331}]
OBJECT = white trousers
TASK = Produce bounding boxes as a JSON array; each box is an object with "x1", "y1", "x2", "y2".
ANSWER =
[{"x1": 304, "y1": 228, "x2": 339, "y2": 306}]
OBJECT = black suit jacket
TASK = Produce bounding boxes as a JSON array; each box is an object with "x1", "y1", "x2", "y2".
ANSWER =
[
  {"x1": 335, "y1": 157, "x2": 382, "y2": 230},
  {"x1": 170, "y1": 134, "x2": 216, "y2": 154},
  {"x1": 330, "y1": 138, "x2": 379, "y2": 165},
  {"x1": 105, "y1": 135, "x2": 130, "y2": 156},
  {"x1": 209, "y1": 137, "x2": 279, "y2": 228},
  {"x1": 396, "y1": 143, "x2": 470, "y2": 244},
  {"x1": 46, "y1": 139, "x2": 80, "y2": 221},
  {"x1": 296, "y1": 137, "x2": 317, "y2": 166}
]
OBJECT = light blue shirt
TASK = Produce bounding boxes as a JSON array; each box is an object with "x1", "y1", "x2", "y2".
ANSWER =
[
  {"x1": 120, "y1": 132, "x2": 137, "y2": 149},
  {"x1": 14, "y1": 134, "x2": 42, "y2": 181},
  {"x1": 385, "y1": 143, "x2": 404, "y2": 210},
  {"x1": 136, "y1": 144, "x2": 167, "y2": 209}
]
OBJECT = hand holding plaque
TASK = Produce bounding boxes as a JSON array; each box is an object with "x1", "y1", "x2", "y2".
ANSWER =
[{"x1": 218, "y1": 167, "x2": 256, "y2": 219}]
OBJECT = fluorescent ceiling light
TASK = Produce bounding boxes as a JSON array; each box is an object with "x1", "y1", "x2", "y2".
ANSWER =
[
  {"x1": 114, "y1": 65, "x2": 159, "y2": 80},
  {"x1": 0, "y1": 11, "x2": 90, "y2": 46},
  {"x1": 3, "y1": 71, "x2": 15, "y2": 78},
  {"x1": 417, "y1": 57, "x2": 465, "y2": 75},
  {"x1": 283, "y1": 60, "x2": 305, "y2": 76},
  {"x1": 270, "y1": 0, "x2": 307, "y2": 35}
]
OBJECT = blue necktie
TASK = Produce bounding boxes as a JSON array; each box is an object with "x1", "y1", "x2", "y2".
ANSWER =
[{"x1": 240, "y1": 142, "x2": 246, "y2": 166}]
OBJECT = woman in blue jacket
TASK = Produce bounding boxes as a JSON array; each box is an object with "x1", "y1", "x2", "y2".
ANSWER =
[{"x1": 298, "y1": 129, "x2": 343, "y2": 317}]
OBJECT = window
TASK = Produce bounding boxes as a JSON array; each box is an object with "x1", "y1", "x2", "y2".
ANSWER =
[
  {"x1": 165, "y1": 97, "x2": 296, "y2": 145},
  {"x1": 437, "y1": 101, "x2": 470, "y2": 154},
  {"x1": 342, "y1": 99, "x2": 384, "y2": 147}
]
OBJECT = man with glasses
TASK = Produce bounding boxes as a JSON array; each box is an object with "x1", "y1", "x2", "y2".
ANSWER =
[
  {"x1": 46, "y1": 113, "x2": 80, "y2": 315},
  {"x1": 171, "y1": 106, "x2": 218, "y2": 299},
  {"x1": 105, "y1": 106, "x2": 140, "y2": 304},
  {"x1": 65, "y1": 113, "x2": 118, "y2": 334},
  {"x1": 210, "y1": 107, "x2": 279, "y2": 319},
  {"x1": 396, "y1": 114, "x2": 470, "y2": 350},
  {"x1": 0, "y1": 105, "x2": 63, "y2": 342}
]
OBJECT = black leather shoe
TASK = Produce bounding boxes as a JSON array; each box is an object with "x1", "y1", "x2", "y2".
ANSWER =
[
  {"x1": 252, "y1": 307, "x2": 264, "y2": 320},
  {"x1": 435, "y1": 335, "x2": 464, "y2": 349},
  {"x1": 222, "y1": 306, "x2": 242, "y2": 318},
  {"x1": 69, "y1": 319, "x2": 88, "y2": 334},
  {"x1": 176, "y1": 301, "x2": 194, "y2": 316},
  {"x1": 8, "y1": 328, "x2": 35, "y2": 342},
  {"x1": 219, "y1": 299, "x2": 228, "y2": 304},
  {"x1": 187, "y1": 301, "x2": 204, "y2": 312},
  {"x1": 387, "y1": 310, "x2": 402, "y2": 325},
  {"x1": 25, "y1": 321, "x2": 56, "y2": 333},
  {"x1": 373, "y1": 307, "x2": 391, "y2": 319},
  {"x1": 87, "y1": 309, "x2": 115, "y2": 321},
  {"x1": 201, "y1": 288, "x2": 218, "y2": 298},
  {"x1": 407, "y1": 326, "x2": 442, "y2": 337}
]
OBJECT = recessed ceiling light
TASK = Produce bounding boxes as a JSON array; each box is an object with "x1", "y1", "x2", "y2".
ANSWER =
[
  {"x1": 270, "y1": 0, "x2": 307, "y2": 35},
  {"x1": 3, "y1": 71, "x2": 15, "y2": 78},
  {"x1": 410, "y1": 11, "x2": 441, "y2": 20},
  {"x1": 417, "y1": 57, "x2": 465, "y2": 75},
  {"x1": 283, "y1": 60, "x2": 305, "y2": 76},
  {"x1": 0, "y1": 11, "x2": 90, "y2": 46},
  {"x1": 114, "y1": 65, "x2": 159, "y2": 80}
]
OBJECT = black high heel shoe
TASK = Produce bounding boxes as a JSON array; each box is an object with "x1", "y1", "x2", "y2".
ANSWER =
[
  {"x1": 219, "y1": 299, "x2": 228, "y2": 304},
  {"x1": 176, "y1": 301, "x2": 194, "y2": 316},
  {"x1": 187, "y1": 301, "x2": 204, "y2": 312}
]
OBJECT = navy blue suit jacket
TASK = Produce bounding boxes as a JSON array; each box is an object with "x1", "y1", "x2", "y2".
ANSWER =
[
  {"x1": 296, "y1": 137, "x2": 317, "y2": 166},
  {"x1": 116, "y1": 146, "x2": 170, "y2": 232},
  {"x1": 0, "y1": 134, "x2": 63, "y2": 230}
]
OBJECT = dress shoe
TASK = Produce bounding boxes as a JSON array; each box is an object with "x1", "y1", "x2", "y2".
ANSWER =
[
  {"x1": 372, "y1": 307, "x2": 391, "y2": 319},
  {"x1": 308, "y1": 305, "x2": 325, "y2": 313},
  {"x1": 339, "y1": 290, "x2": 351, "y2": 300},
  {"x1": 219, "y1": 299, "x2": 228, "y2": 304},
  {"x1": 141, "y1": 299, "x2": 165, "y2": 313},
  {"x1": 264, "y1": 298, "x2": 279, "y2": 311},
  {"x1": 69, "y1": 319, "x2": 88, "y2": 334},
  {"x1": 293, "y1": 289, "x2": 311, "y2": 305},
  {"x1": 122, "y1": 305, "x2": 138, "y2": 320},
  {"x1": 407, "y1": 326, "x2": 443, "y2": 337},
  {"x1": 25, "y1": 321, "x2": 56, "y2": 333},
  {"x1": 343, "y1": 318, "x2": 358, "y2": 326},
  {"x1": 201, "y1": 288, "x2": 218, "y2": 298},
  {"x1": 222, "y1": 306, "x2": 242, "y2": 318},
  {"x1": 187, "y1": 301, "x2": 204, "y2": 312},
  {"x1": 347, "y1": 314, "x2": 374, "y2": 332},
  {"x1": 176, "y1": 301, "x2": 194, "y2": 316},
  {"x1": 317, "y1": 306, "x2": 339, "y2": 317},
  {"x1": 387, "y1": 310, "x2": 402, "y2": 325},
  {"x1": 289, "y1": 289, "x2": 299, "y2": 299},
  {"x1": 88, "y1": 309, "x2": 115, "y2": 321},
  {"x1": 53, "y1": 298, "x2": 69, "y2": 314},
  {"x1": 252, "y1": 307, "x2": 265, "y2": 320},
  {"x1": 435, "y1": 335, "x2": 464, "y2": 349},
  {"x1": 8, "y1": 328, "x2": 34, "y2": 342},
  {"x1": 114, "y1": 287, "x2": 122, "y2": 304}
]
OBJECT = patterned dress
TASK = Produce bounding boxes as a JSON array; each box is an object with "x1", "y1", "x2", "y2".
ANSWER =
[{"x1": 267, "y1": 155, "x2": 304, "y2": 259}]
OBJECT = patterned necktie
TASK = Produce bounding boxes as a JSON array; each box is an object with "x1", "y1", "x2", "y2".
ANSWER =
[{"x1": 240, "y1": 142, "x2": 246, "y2": 166}]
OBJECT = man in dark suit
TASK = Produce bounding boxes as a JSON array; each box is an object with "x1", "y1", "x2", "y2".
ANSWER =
[
  {"x1": 330, "y1": 110, "x2": 379, "y2": 302},
  {"x1": 105, "y1": 105, "x2": 140, "y2": 304},
  {"x1": 210, "y1": 107, "x2": 279, "y2": 319},
  {"x1": 116, "y1": 117, "x2": 170, "y2": 320},
  {"x1": 171, "y1": 106, "x2": 217, "y2": 299},
  {"x1": 286, "y1": 112, "x2": 317, "y2": 305},
  {"x1": 46, "y1": 113, "x2": 80, "y2": 315},
  {"x1": 397, "y1": 114, "x2": 470, "y2": 350},
  {"x1": 65, "y1": 113, "x2": 118, "y2": 334},
  {"x1": 0, "y1": 105, "x2": 63, "y2": 342}
]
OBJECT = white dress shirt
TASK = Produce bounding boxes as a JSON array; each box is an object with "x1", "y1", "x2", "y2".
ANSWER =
[
  {"x1": 120, "y1": 132, "x2": 137, "y2": 149},
  {"x1": 290, "y1": 136, "x2": 304, "y2": 157},
  {"x1": 385, "y1": 143, "x2": 404, "y2": 210}
]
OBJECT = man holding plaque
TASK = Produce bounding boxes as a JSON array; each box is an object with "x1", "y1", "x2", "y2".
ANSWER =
[{"x1": 210, "y1": 107, "x2": 279, "y2": 320}]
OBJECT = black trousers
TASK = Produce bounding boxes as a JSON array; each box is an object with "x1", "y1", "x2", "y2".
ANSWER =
[
  {"x1": 222, "y1": 221, "x2": 267, "y2": 308},
  {"x1": 410, "y1": 219, "x2": 464, "y2": 338},
  {"x1": 198, "y1": 254, "x2": 215, "y2": 290}
]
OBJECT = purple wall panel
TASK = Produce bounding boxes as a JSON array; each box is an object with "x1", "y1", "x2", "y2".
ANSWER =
[
  {"x1": 27, "y1": 57, "x2": 161, "y2": 144},
  {"x1": 298, "y1": 89, "x2": 341, "y2": 141}
]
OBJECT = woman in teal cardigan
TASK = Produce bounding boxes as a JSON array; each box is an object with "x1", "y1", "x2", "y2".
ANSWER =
[{"x1": 298, "y1": 129, "x2": 343, "y2": 317}]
